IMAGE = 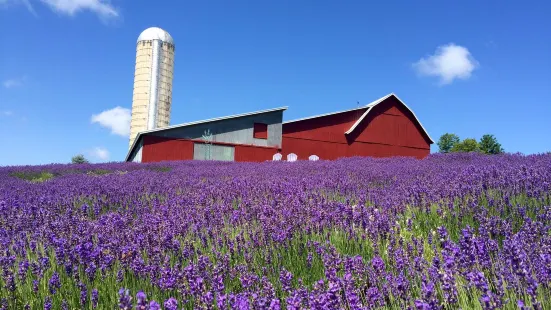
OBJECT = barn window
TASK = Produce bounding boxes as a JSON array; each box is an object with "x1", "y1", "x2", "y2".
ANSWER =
[{"x1": 253, "y1": 123, "x2": 268, "y2": 139}]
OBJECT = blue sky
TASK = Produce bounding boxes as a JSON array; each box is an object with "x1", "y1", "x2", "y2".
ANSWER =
[{"x1": 1, "y1": 0, "x2": 550, "y2": 165}]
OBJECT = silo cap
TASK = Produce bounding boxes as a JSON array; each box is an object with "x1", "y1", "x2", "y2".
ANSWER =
[{"x1": 137, "y1": 27, "x2": 174, "y2": 45}]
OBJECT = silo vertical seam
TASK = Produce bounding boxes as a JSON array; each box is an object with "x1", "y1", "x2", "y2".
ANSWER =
[{"x1": 148, "y1": 39, "x2": 161, "y2": 130}]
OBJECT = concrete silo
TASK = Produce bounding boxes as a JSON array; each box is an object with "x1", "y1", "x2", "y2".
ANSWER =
[{"x1": 129, "y1": 27, "x2": 175, "y2": 148}]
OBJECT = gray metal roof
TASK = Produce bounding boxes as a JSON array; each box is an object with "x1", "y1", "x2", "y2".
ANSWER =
[{"x1": 125, "y1": 106, "x2": 288, "y2": 161}]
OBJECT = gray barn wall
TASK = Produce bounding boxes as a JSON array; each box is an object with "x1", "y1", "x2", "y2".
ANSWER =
[
  {"x1": 129, "y1": 140, "x2": 143, "y2": 163},
  {"x1": 152, "y1": 111, "x2": 283, "y2": 148}
]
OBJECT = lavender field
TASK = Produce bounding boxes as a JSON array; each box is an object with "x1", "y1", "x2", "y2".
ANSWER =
[{"x1": 1, "y1": 153, "x2": 551, "y2": 309}]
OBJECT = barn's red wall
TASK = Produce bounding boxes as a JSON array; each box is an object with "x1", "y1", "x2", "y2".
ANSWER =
[
  {"x1": 282, "y1": 136, "x2": 429, "y2": 160},
  {"x1": 142, "y1": 136, "x2": 194, "y2": 162},
  {"x1": 283, "y1": 108, "x2": 367, "y2": 144},
  {"x1": 235, "y1": 144, "x2": 278, "y2": 162},
  {"x1": 281, "y1": 97, "x2": 431, "y2": 160},
  {"x1": 141, "y1": 135, "x2": 279, "y2": 163}
]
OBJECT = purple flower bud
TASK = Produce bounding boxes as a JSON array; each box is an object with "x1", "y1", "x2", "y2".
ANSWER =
[
  {"x1": 117, "y1": 269, "x2": 124, "y2": 283},
  {"x1": 44, "y1": 296, "x2": 52, "y2": 310},
  {"x1": 279, "y1": 268, "x2": 293, "y2": 293},
  {"x1": 118, "y1": 288, "x2": 132, "y2": 309},
  {"x1": 32, "y1": 280, "x2": 39, "y2": 293},
  {"x1": 307, "y1": 253, "x2": 313, "y2": 268},
  {"x1": 48, "y1": 272, "x2": 61, "y2": 295},
  {"x1": 91, "y1": 288, "x2": 99, "y2": 308},
  {"x1": 149, "y1": 301, "x2": 161, "y2": 310},
  {"x1": 164, "y1": 297, "x2": 178, "y2": 310},
  {"x1": 79, "y1": 282, "x2": 88, "y2": 306},
  {"x1": 269, "y1": 299, "x2": 281, "y2": 310},
  {"x1": 136, "y1": 291, "x2": 147, "y2": 309}
]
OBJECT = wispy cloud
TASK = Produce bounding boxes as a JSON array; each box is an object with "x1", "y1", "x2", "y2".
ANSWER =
[
  {"x1": 413, "y1": 43, "x2": 479, "y2": 85},
  {"x1": 3, "y1": 76, "x2": 26, "y2": 89},
  {"x1": 91, "y1": 106, "x2": 131, "y2": 137},
  {"x1": 40, "y1": 0, "x2": 118, "y2": 18},
  {"x1": 1, "y1": 0, "x2": 119, "y2": 19},
  {"x1": 1, "y1": 111, "x2": 14, "y2": 117},
  {"x1": 87, "y1": 146, "x2": 110, "y2": 161},
  {"x1": 0, "y1": 0, "x2": 36, "y2": 15}
]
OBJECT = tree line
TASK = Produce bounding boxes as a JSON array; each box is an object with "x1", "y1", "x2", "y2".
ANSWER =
[{"x1": 437, "y1": 133, "x2": 504, "y2": 154}]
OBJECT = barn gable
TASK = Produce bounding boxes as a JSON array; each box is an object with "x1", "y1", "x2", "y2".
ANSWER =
[
  {"x1": 345, "y1": 93, "x2": 434, "y2": 144},
  {"x1": 280, "y1": 93, "x2": 433, "y2": 160}
]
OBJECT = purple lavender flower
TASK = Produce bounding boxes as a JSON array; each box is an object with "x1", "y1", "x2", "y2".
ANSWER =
[
  {"x1": 517, "y1": 300, "x2": 528, "y2": 310},
  {"x1": 118, "y1": 288, "x2": 132, "y2": 309},
  {"x1": 164, "y1": 297, "x2": 178, "y2": 310},
  {"x1": 136, "y1": 291, "x2": 147, "y2": 309},
  {"x1": 307, "y1": 252, "x2": 313, "y2": 268},
  {"x1": 18, "y1": 260, "x2": 29, "y2": 281},
  {"x1": 44, "y1": 296, "x2": 52, "y2": 310},
  {"x1": 117, "y1": 268, "x2": 124, "y2": 283},
  {"x1": 269, "y1": 299, "x2": 281, "y2": 310},
  {"x1": 79, "y1": 282, "x2": 88, "y2": 306},
  {"x1": 48, "y1": 272, "x2": 61, "y2": 295},
  {"x1": 32, "y1": 280, "x2": 39, "y2": 293},
  {"x1": 3, "y1": 272, "x2": 15, "y2": 292},
  {"x1": 91, "y1": 288, "x2": 99, "y2": 308},
  {"x1": 217, "y1": 293, "x2": 228, "y2": 309},
  {"x1": 279, "y1": 268, "x2": 293, "y2": 293},
  {"x1": 149, "y1": 301, "x2": 161, "y2": 310}
]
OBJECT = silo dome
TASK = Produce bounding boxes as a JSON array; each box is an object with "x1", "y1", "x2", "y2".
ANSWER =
[{"x1": 137, "y1": 27, "x2": 174, "y2": 45}]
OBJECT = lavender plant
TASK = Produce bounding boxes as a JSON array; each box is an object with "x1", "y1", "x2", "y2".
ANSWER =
[{"x1": 0, "y1": 153, "x2": 550, "y2": 309}]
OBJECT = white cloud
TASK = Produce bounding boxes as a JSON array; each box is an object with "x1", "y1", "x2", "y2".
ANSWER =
[
  {"x1": 1, "y1": 111, "x2": 14, "y2": 116},
  {"x1": 413, "y1": 43, "x2": 479, "y2": 85},
  {"x1": 3, "y1": 76, "x2": 26, "y2": 88},
  {"x1": 1, "y1": 0, "x2": 118, "y2": 18},
  {"x1": 88, "y1": 147, "x2": 110, "y2": 161},
  {"x1": 91, "y1": 106, "x2": 131, "y2": 137},
  {"x1": 0, "y1": 0, "x2": 36, "y2": 15},
  {"x1": 40, "y1": 0, "x2": 118, "y2": 18}
]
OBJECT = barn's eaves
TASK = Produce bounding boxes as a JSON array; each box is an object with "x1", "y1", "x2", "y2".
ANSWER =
[
  {"x1": 125, "y1": 106, "x2": 288, "y2": 161},
  {"x1": 283, "y1": 106, "x2": 368, "y2": 124}
]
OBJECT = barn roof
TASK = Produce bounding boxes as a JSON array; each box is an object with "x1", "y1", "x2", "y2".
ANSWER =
[
  {"x1": 344, "y1": 93, "x2": 434, "y2": 144},
  {"x1": 125, "y1": 106, "x2": 288, "y2": 161}
]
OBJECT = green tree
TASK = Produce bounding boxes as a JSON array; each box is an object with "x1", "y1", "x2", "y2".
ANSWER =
[
  {"x1": 479, "y1": 134, "x2": 504, "y2": 155},
  {"x1": 71, "y1": 154, "x2": 89, "y2": 164},
  {"x1": 451, "y1": 138, "x2": 480, "y2": 153},
  {"x1": 437, "y1": 133, "x2": 460, "y2": 153}
]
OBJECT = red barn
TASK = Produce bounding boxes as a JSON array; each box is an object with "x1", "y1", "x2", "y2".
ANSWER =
[
  {"x1": 125, "y1": 93, "x2": 433, "y2": 163},
  {"x1": 281, "y1": 93, "x2": 434, "y2": 160}
]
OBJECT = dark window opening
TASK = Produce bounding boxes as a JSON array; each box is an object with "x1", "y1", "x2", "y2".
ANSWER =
[{"x1": 253, "y1": 123, "x2": 268, "y2": 139}]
